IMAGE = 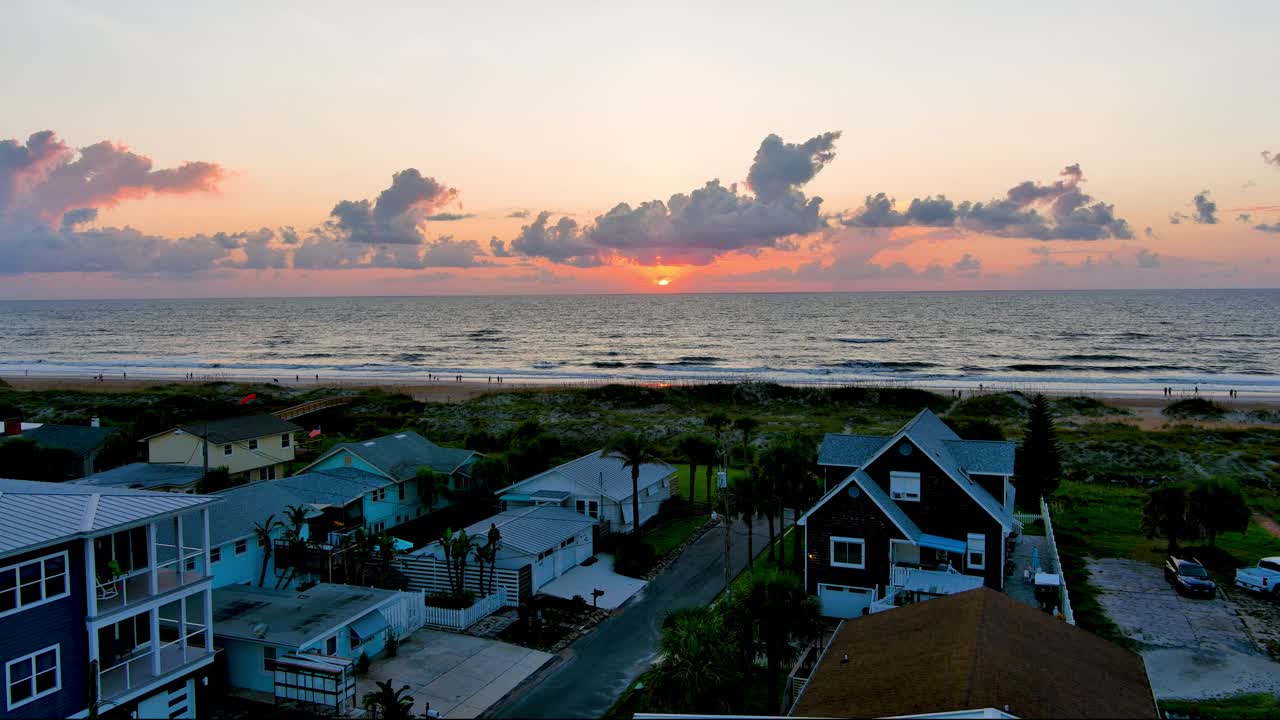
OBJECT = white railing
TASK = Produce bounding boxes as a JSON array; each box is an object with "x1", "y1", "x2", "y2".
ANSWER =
[
  {"x1": 381, "y1": 590, "x2": 427, "y2": 637},
  {"x1": 1040, "y1": 496, "x2": 1075, "y2": 625},
  {"x1": 1012, "y1": 511, "x2": 1041, "y2": 526},
  {"x1": 422, "y1": 588, "x2": 509, "y2": 631},
  {"x1": 891, "y1": 565, "x2": 909, "y2": 588}
]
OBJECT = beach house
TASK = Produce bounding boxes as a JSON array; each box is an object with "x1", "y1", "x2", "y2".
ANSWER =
[
  {"x1": 0, "y1": 479, "x2": 220, "y2": 719},
  {"x1": 141, "y1": 414, "x2": 303, "y2": 483},
  {"x1": 0, "y1": 418, "x2": 122, "y2": 480},
  {"x1": 75, "y1": 463, "x2": 205, "y2": 493},
  {"x1": 496, "y1": 451, "x2": 676, "y2": 535},
  {"x1": 798, "y1": 408, "x2": 1017, "y2": 618}
]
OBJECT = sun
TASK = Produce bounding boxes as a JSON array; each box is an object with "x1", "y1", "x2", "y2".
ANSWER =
[{"x1": 656, "y1": 277, "x2": 671, "y2": 286}]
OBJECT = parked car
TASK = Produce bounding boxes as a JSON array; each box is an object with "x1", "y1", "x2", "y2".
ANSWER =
[
  {"x1": 1234, "y1": 557, "x2": 1280, "y2": 597},
  {"x1": 1164, "y1": 556, "x2": 1217, "y2": 598}
]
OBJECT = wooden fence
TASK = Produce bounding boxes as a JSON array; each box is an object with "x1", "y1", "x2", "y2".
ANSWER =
[
  {"x1": 423, "y1": 588, "x2": 509, "y2": 631},
  {"x1": 393, "y1": 555, "x2": 531, "y2": 606}
]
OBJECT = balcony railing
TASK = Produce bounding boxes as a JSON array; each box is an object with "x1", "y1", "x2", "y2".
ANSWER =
[
  {"x1": 98, "y1": 622, "x2": 210, "y2": 703},
  {"x1": 95, "y1": 547, "x2": 207, "y2": 614}
]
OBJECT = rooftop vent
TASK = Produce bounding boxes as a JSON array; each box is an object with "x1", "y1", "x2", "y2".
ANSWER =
[
  {"x1": 251, "y1": 623, "x2": 268, "y2": 638},
  {"x1": 362, "y1": 442, "x2": 375, "y2": 447},
  {"x1": 395, "y1": 434, "x2": 407, "y2": 439}
]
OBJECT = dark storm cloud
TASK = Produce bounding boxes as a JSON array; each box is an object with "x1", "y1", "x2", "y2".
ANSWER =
[
  {"x1": 842, "y1": 165, "x2": 1131, "y2": 241},
  {"x1": 328, "y1": 168, "x2": 459, "y2": 244}
]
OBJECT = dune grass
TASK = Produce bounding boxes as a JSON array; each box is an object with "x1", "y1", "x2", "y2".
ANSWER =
[{"x1": 1159, "y1": 693, "x2": 1280, "y2": 720}]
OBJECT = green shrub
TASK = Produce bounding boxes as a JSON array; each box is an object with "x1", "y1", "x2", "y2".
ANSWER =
[
  {"x1": 356, "y1": 651, "x2": 370, "y2": 675},
  {"x1": 425, "y1": 591, "x2": 476, "y2": 609},
  {"x1": 614, "y1": 539, "x2": 658, "y2": 577},
  {"x1": 1164, "y1": 398, "x2": 1225, "y2": 419}
]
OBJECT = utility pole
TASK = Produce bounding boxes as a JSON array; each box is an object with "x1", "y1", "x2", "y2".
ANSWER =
[
  {"x1": 719, "y1": 445, "x2": 731, "y2": 601},
  {"x1": 202, "y1": 421, "x2": 209, "y2": 478}
]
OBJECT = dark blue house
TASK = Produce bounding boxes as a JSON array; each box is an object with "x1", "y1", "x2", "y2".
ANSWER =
[{"x1": 0, "y1": 479, "x2": 220, "y2": 719}]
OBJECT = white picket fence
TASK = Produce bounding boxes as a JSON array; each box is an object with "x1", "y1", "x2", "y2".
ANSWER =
[
  {"x1": 422, "y1": 588, "x2": 509, "y2": 631},
  {"x1": 381, "y1": 589, "x2": 427, "y2": 637},
  {"x1": 394, "y1": 555, "x2": 527, "y2": 605},
  {"x1": 1040, "y1": 496, "x2": 1075, "y2": 625}
]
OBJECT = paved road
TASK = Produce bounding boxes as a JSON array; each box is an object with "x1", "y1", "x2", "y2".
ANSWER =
[{"x1": 491, "y1": 512, "x2": 794, "y2": 719}]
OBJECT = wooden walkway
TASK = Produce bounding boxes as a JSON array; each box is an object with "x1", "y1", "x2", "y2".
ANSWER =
[{"x1": 272, "y1": 395, "x2": 355, "y2": 420}]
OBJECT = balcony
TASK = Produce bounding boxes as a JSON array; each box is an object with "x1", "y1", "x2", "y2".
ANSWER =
[
  {"x1": 98, "y1": 616, "x2": 212, "y2": 704},
  {"x1": 889, "y1": 563, "x2": 984, "y2": 596},
  {"x1": 95, "y1": 543, "x2": 208, "y2": 614}
]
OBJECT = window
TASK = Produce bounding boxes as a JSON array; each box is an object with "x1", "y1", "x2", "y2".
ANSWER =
[
  {"x1": 324, "y1": 636, "x2": 338, "y2": 656},
  {"x1": 398, "y1": 483, "x2": 405, "y2": 501},
  {"x1": 234, "y1": 539, "x2": 248, "y2": 556},
  {"x1": 343, "y1": 454, "x2": 353, "y2": 466},
  {"x1": 248, "y1": 438, "x2": 258, "y2": 450},
  {"x1": 830, "y1": 537, "x2": 865, "y2": 569},
  {"x1": 280, "y1": 433, "x2": 291, "y2": 448},
  {"x1": 260, "y1": 465, "x2": 277, "y2": 481},
  {"x1": 6, "y1": 645, "x2": 59, "y2": 709},
  {"x1": 889, "y1": 471, "x2": 921, "y2": 502},
  {"x1": 967, "y1": 533, "x2": 986, "y2": 570},
  {"x1": 210, "y1": 546, "x2": 222, "y2": 564},
  {"x1": 263, "y1": 646, "x2": 276, "y2": 671},
  {"x1": 0, "y1": 552, "x2": 69, "y2": 617},
  {"x1": 222, "y1": 444, "x2": 233, "y2": 456},
  {"x1": 184, "y1": 557, "x2": 196, "y2": 572},
  {"x1": 371, "y1": 488, "x2": 385, "y2": 502},
  {"x1": 575, "y1": 500, "x2": 600, "y2": 519},
  {"x1": 561, "y1": 536, "x2": 574, "y2": 548}
]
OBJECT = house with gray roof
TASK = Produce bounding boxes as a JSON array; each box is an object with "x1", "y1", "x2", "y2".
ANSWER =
[
  {"x1": 496, "y1": 450, "x2": 676, "y2": 534},
  {"x1": 414, "y1": 505, "x2": 596, "y2": 590},
  {"x1": 797, "y1": 408, "x2": 1018, "y2": 618},
  {"x1": 142, "y1": 414, "x2": 302, "y2": 484},
  {"x1": 0, "y1": 422, "x2": 121, "y2": 479},
  {"x1": 0, "y1": 478, "x2": 221, "y2": 719},
  {"x1": 269, "y1": 468, "x2": 403, "y2": 536},
  {"x1": 75, "y1": 462, "x2": 205, "y2": 493}
]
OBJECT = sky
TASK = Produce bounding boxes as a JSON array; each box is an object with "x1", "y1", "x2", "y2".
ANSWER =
[{"x1": 2, "y1": 0, "x2": 1279, "y2": 299}]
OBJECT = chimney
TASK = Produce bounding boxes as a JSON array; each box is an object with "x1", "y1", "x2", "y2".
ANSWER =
[
  {"x1": 3, "y1": 418, "x2": 20, "y2": 436},
  {"x1": 91, "y1": 417, "x2": 101, "y2": 428}
]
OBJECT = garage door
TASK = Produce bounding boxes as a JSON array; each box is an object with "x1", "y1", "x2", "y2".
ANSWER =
[{"x1": 818, "y1": 583, "x2": 874, "y2": 618}]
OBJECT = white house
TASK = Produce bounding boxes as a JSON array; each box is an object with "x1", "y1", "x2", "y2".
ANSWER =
[
  {"x1": 413, "y1": 505, "x2": 596, "y2": 591},
  {"x1": 496, "y1": 451, "x2": 676, "y2": 534}
]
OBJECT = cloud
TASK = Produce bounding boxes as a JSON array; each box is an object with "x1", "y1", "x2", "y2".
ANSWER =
[
  {"x1": 1144, "y1": 226, "x2": 1158, "y2": 239},
  {"x1": 420, "y1": 237, "x2": 489, "y2": 267},
  {"x1": 1237, "y1": 213, "x2": 1252, "y2": 223},
  {"x1": 0, "y1": 221, "x2": 251, "y2": 275},
  {"x1": 1191, "y1": 191, "x2": 1217, "y2": 224},
  {"x1": 1255, "y1": 222, "x2": 1280, "y2": 234},
  {"x1": 505, "y1": 210, "x2": 531, "y2": 219},
  {"x1": 842, "y1": 165, "x2": 1131, "y2": 241},
  {"x1": 1136, "y1": 248, "x2": 1161, "y2": 268},
  {"x1": 59, "y1": 207, "x2": 98, "y2": 230},
  {"x1": 1263, "y1": 150, "x2": 1279, "y2": 169},
  {"x1": 489, "y1": 236, "x2": 513, "y2": 257},
  {"x1": 425, "y1": 212, "x2": 475, "y2": 222},
  {"x1": 952, "y1": 253, "x2": 982, "y2": 272},
  {"x1": 328, "y1": 168, "x2": 458, "y2": 244},
  {"x1": 506, "y1": 132, "x2": 840, "y2": 267}
]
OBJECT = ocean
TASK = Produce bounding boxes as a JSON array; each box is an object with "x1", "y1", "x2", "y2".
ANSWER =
[{"x1": 2, "y1": 290, "x2": 1278, "y2": 395}]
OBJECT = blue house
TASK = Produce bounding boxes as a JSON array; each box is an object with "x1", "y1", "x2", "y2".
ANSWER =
[
  {"x1": 271, "y1": 468, "x2": 398, "y2": 539},
  {"x1": 298, "y1": 432, "x2": 480, "y2": 532},
  {"x1": 0, "y1": 478, "x2": 220, "y2": 719}
]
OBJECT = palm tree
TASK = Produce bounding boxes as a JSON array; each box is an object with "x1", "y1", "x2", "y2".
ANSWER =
[
  {"x1": 729, "y1": 478, "x2": 759, "y2": 573},
  {"x1": 414, "y1": 467, "x2": 449, "y2": 512},
  {"x1": 361, "y1": 679, "x2": 415, "y2": 720},
  {"x1": 646, "y1": 606, "x2": 742, "y2": 713},
  {"x1": 704, "y1": 412, "x2": 730, "y2": 457},
  {"x1": 733, "y1": 416, "x2": 760, "y2": 466},
  {"x1": 756, "y1": 435, "x2": 818, "y2": 569},
  {"x1": 604, "y1": 432, "x2": 663, "y2": 540},
  {"x1": 471, "y1": 524, "x2": 501, "y2": 597},
  {"x1": 1141, "y1": 483, "x2": 1190, "y2": 554},
  {"x1": 675, "y1": 434, "x2": 703, "y2": 508},
  {"x1": 751, "y1": 450, "x2": 781, "y2": 563},
  {"x1": 728, "y1": 569, "x2": 823, "y2": 712},
  {"x1": 441, "y1": 528, "x2": 477, "y2": 595},
  {"x1": 252, "y1": 513, "x2": 282, "y2": 587},
  {"x1": 283, "y1": 503, "x2": 310, "y2": 543}
]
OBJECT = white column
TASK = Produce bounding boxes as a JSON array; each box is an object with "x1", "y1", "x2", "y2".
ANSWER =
[
  {"x1": 85, "y1": 537, "x2": 98, "y2": 617},
  {"x1": 202, "y1": 588, "x2": 213, "y2": 656},
  {"x1": 150, "y1": 608, "x2": 162, "y2": 676},
  {"x1": 202, "y1": 508, "x2": 212, "y2": 579},
  {"x1": 178, "y1": 595, "x2": 188, "y2": 661},
  {"x1": 147, "y1": 522, "x2": 158, "y2": 596},
  {"x1": 175, "y1": 514, "x2": 185, "y2": 585}
]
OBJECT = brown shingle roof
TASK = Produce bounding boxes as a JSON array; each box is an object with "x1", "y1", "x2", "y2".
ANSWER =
[{"x1": 791, "y1": 587, "x2": 1156, "y2": 719}]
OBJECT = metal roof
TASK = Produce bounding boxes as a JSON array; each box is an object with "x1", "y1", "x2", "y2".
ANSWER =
[
  {"x1": 75, "y1": 462, "x2": 204, "y2": 491},
  {"x1": 0, "y1": 478, "x2": 218, "y2": 558},
  {"x1": 499, "y1": 450, "x2": 676, "y2": 503},
  {"x1": 943, "y1": 440, "x2": 1016, "y2": 476},
  {"x1": 817, "y1": 434, "x2": 890, "y2": 467},
  {"x1": 305, "y1": 431, "x2": 477, "y2": 481},
  {"x1": 270, "y1": 468, "x2": 394, "y2": 507},
  {"x1": 173, "y1": 414, "x2": 302, "y2": 444},
  {"x1": 5, "y1": 424, "x2": 118, "y2": 457},
  {"x1": 426, "y1": 505, "x2": 595, "y2": 556},
  {"x1": 530, "y1": 490, "x2": 571, "y2": 500},
  {"x1": 211, "y1": 583, "x2": 398, "y2": 648},
  {"x1": 157, "y1": 480, "x2": 323, "y2": 548}
]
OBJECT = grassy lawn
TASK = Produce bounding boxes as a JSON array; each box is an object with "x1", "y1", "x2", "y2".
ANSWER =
[
  {"x1": 724, "y1": 523, "x2": 800, "y2": 599},
  {"x1": 672, "y1": 463, "x2": 748, "y2": 506},
  {"x1": 1159, "y1": 693, "x2": 1280, "y2": 720},
  {"x1": 646, "y1": 513, "x2": 711, "y2": 557}
]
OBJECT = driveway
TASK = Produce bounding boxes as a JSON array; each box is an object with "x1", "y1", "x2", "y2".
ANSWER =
[
  {"x1": 1087, "y1": 558, "x2": 1280, "y2": 700},
  {"x1": 361, "y1": 629, "x2": 552, "y2": 718},
  {"x1": 539, "y1": 553, "x2": 647, "y2": 610},
  {"x1": 492, "y1": 512, "x2": 792, "y2": 719}
]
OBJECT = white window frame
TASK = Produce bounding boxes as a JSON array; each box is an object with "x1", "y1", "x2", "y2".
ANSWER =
[
  {"x1": 829, "y1": 536, "x2": 866, "y2": 569},
  {"x1": 6, "y1": 644, "x2": 60, "y2": 710},
  {"x1": 967, "y1": 533, "x2": 987, "y2": 571},
  {"x1": 324, "y1": 635, "x2": 338, "y2": 656},
  {"x1": 280, "y1": 433, "x2": 291, "y2": 448},
  {"x1": 0, "y1": 551, "x2": 70, "y2": 619},
  {"x1": 234, "y1": 539, "x2": 248, "y2": 556},
  {"x1": 222, "y1": 443, "x2": 233, "y2": 456},
  {"x1": 248, "y1": 438, "x2": 259, "y2": 451},
  {"x1": 889, "y1": 471, "x2": 921, "y2": 502}
]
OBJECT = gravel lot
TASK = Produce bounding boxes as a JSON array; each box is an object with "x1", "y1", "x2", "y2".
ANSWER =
[{"x1": 1087, "y1": 558, "x2": 1280, "y2": 700}]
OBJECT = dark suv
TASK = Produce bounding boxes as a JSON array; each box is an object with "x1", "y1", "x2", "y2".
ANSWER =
[{"x1": 1164, "y1": 556, "x2": 1217, "y2": 598}]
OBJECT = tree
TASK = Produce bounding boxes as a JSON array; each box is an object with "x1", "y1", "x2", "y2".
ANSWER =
[
  {"x1": 361, "y1": 679, "x2": 415, "y2": 720},
  {"x1": 472, "y1": 523, "x2": 502, "y2": 596},
  {"x1": 727, "y1": 478, "x2": 759, "y2": 572},
  {"x1": 440, "y1": 527, "x2": 477, "y2": 595},
  {"x1": 253, "y1": 513, "x2": 282, "y2": 587},
  {"x1": 1188, "y1": 478, "x2": 1250, "y2": 547},
  {"x1": 753, "y1": 436, "x2": 815, "y2": 568},
  {"x1": 727, "y1": 569, "x2": 823, "y2": 712},
  {"x1": 645, "y1": 606, "x2": 743, "y2": 713},
  {"x1": 1141, "y1": 483, "x2": 1189, "y2": 554},
  {"x1": 283, "y1": 504, "x2": 310, "y2": 543},
  {"x1": 1016, "y1": 394, "x2": 1063, "y2": 503},
  {"x1": 195, "y1": 466, "x2": 232, "y2": 494},
  {"x1": 733, "y1": 416, "x2": 760, "y2": 466},
  {"x1": 704, "y1": 413, "x2": 730, "y2": 456},
  {"x1": 604, "y1": 432, "x2": 662, "y2": 539},
  {"x1": 468, "y1": 454, "x2": 510, "y2": 492},
  {"x1": 675, "y1": 434, "x2": 714, "y2": 508},
  {"x1": 414, "y1": 467, "x2": 450, "y2": 512}
]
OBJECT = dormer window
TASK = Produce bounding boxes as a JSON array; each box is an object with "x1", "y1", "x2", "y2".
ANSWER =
[{"x1": 890, "y1": 471, "x2": 921, "y2": 502}]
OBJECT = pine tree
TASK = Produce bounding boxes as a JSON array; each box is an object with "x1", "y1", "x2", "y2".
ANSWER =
[{"x1": 1016, "y1": 394, "x2": 1062, "y2": 503}]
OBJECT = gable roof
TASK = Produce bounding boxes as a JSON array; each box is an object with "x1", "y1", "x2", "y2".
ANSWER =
[
  {"x1": 497, "y1": 450, "x2": 676, "y2": 503},
  {"x1": 8, "y1": 424, "x2": 118, "y2": 457},
  {"x1": 75, "y1": 462, "x2": 204, "y2": 491},
  {"x1": 171, "y1": 414, "x2": 302, "y2": 444},
  {"x1": 304, "y1": 431, "x2": 477, "y2": 481},
  {"x1": 454, "y1": 505, "x2": 595, "y2": 555},
  {"x1": 209, "y1": 481, "x2": 321, "y2": 546},
  {"x1": 270, "y1": 468, "x2": 393, "y2": 508},
  {"x1": 943, "y1": 439, "x2": 1016, "y2": 476},
  {"x1": 799, "y1": 469, "x2": 922, "y2": 540},
  {"x1": 0, "y1": 478, "x2": 218, "y2": 558},
  {"x1": 817, "y1": 433, "x2": 890, "y2": 467},
  {"x1": 792, "y1": 587, "x2": 1156, "y2": 719}
]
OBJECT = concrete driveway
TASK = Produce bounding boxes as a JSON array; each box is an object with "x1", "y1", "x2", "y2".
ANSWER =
[
  {"x1": 539, "y1": 553, "x2": 647, "y2": 610},
  {"x1": 1087, "y1": 558, "x2": 1280, "y2": 700},
  {"x1": 361, "y1": 629, "x2": 552, "y2": 718}
]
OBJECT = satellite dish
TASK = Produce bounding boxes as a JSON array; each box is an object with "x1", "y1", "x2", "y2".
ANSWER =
[{"x1": 847, "y1": 486, "x2": 861, "y2": 499}]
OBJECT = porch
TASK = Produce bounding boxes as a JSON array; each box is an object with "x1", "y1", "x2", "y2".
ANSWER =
[{"x1": 97, "y1": 601, "x2": 215, "y2": 704}]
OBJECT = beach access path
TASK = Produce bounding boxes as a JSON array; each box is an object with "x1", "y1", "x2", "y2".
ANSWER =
[{"x1": 489, "y1": 510, "x2": 793, "y2": 719}]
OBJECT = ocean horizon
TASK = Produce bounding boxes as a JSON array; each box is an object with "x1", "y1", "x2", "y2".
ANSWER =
[{"x1": 3, "y1": 289, "x2": 1279, "y2": 395}]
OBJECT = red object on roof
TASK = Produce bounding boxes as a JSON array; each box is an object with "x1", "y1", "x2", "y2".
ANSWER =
[
  {"x1": 309, "y1": 428, "x2": 321, "y2": 438},
  {"x1": 238, "y1": 393, "x2": 257, "y2": 405}
]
